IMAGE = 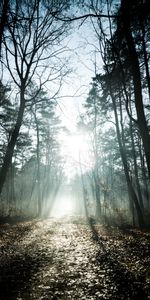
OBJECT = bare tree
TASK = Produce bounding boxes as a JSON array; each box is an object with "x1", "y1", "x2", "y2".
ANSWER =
[{"x1": 0, "y1": 0, "x2": 70, "y2": 195}]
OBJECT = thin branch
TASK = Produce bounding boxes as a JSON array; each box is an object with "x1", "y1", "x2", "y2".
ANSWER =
[{"x1": 52, "y1": 12, "x2": 117, "y2": 22}]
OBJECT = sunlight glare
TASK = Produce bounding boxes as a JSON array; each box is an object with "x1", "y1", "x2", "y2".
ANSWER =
[
  {"x1": 67, "y1": 134, "x2": 88, "y2": 160},
  {"x1": 59, "y1": 131, "x2": 95, "y2": 179},
  {"x1": 50, "y1": 197, "x2": 74, "y2": 218}
]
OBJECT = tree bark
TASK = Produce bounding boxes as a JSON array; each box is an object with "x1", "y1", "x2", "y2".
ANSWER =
[
  {"x1": 121, "y1": 0, "x2": 150, "y2": 179},
  {"x1": 129, "y1": 119, "x2": 144, "y2": 211},
  {"x1": 140, "y1": 20, "x2": 150, "y2": 100},
  {"x1": 33, "y1": 109, "x2": 42, "y2": 217},
  {"x1": 93, "y1": 172, "x2": 101, "y2": 220},
  {"x1": 0, "y1": 87, "x2": 25, "y2": 195},
  {"x1": 109, "y1": 79, "x2": 145, "y2": 228},
  {"x1": 0, "y1": 0, "x2": 9, "y2": 55}
]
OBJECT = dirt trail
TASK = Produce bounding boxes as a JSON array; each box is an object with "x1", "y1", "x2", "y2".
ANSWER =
[{"x1": 0, "y1": 218, "x2": 149, "y2": 299}]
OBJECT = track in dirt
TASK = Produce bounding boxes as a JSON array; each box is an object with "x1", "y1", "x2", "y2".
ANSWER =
[{"x1": 0, "y1": 218, "x2": 149, "y2": 299}]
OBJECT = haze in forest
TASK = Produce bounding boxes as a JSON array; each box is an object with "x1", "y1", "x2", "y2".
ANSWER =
[{"x1": 0, "y1": 0, "x2": 150, "y2": 229}]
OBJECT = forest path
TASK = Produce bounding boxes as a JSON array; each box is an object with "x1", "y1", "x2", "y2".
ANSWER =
[{"x1": 0, "y1": 218, "x2": 149, "y2": 300}]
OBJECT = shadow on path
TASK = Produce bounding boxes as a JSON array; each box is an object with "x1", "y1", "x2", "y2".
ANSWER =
[
  {"x1": 88, "y1": 221, "x2": 149, "y2": 300},
  {"x1": 0, "y1": 219, "x2": 55, "y2": 300}
]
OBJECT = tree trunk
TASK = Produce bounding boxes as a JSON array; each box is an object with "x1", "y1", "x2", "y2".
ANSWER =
[
  {"x1": 93, "y1": 98, "x2": 101, "y2": 221},
  {"x1": 79, "y1": 154, "x2": 89, "y2": 220},
  {"x1": 0, "y1": 88, "x2": 25, "y2": 196},
  {"x1": 109, "y1": 80, "x2": 145, "y2": 228},
  {"x1": 0, "y1": 0, "x2": 9, "y2": 55},
  {"x1": 138, "y1": 138, "x2": 149, "y2": 210},
  {"x1": 93, "y1": 172, "x2": 101, "y2": 221},
  {"x1": 140, "y1": 20, "x2": 150, "y2": 101},
  {"x1": 33, "y1": 109, "x2": 42, "y2": 217},
  {"x1": 129, "y1": 119, "x2": 144, "y2": 211},
  {"x1": 121, "y1": 0, "x2": 150, "y2": 179}
]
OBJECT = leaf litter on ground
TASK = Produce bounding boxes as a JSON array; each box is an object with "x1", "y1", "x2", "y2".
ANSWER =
[{"x1": 0, "y1": 217, "x2": 149, "y2": 299}]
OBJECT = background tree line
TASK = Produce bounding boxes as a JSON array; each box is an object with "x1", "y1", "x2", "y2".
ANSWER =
[
  {"x1": 74, "y1": 0, "x2": 150, "y2": 228},
  {"x1": 0, "y1": 0, "x2": 71, "y2": 217},
  {"x1": 0, "y1": 0, "x2": 150, "y2": 228}
]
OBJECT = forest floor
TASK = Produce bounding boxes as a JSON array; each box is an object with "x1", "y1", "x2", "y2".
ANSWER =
[{"x1": 0, "y1": 217, "x2": 149, "y2": 300}]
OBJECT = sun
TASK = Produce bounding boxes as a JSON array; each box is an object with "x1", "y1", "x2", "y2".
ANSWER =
[
  {"x1": 59, "y1": 131, "x2": 95, "y2": 178},
  {"x1": 66, "y1": 134, "x2": 88, "y2": 160}
]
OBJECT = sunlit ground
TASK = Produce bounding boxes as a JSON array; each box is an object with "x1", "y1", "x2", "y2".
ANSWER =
[{"x1": 0, "y1": 219, "x2": 149, "y2": 300}]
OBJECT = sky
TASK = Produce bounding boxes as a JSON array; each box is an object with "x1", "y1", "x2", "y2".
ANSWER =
[
  {"x1": 48, "y1": 18, "x2": 104, "y2": 179},
  {"x1": 48, "y1": 21, "x2": 98, "y2": 177},
  {"x1": 55, "y1": 19, "x2": 103, "y2": 132}
]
